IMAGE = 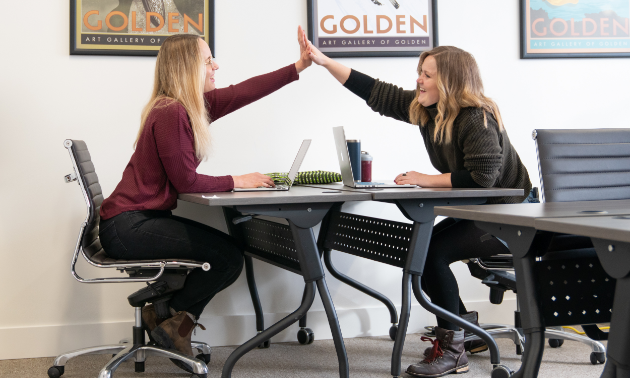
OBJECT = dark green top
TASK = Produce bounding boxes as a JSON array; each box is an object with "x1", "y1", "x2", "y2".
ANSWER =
[{"x1": 344, "y1": 69, "x2": 531, "y2": 204}]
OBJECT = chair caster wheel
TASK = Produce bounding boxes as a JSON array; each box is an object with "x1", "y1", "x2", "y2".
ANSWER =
[
  {"x1": 297, "y1": 328, "x2": 315, "y2": 345},
  {"x1": 491, "y1": 365, "x2": 512, "y2": 378},
  {"x1": 47, "y1": 366, "x2": 64, "y2": 378},
  {"x1": 257, "y1": 340, "x2": 270, "y2": 349},
  {"x1": 196, "y1": 353, "x2": 211, "y2": 364},
  {"x1": 590, "y1": 352, "x2": 606, "y2": 365},
  {"x1": 548, "y1": 339, "x2": 564, "y2": 348},
  {"x1": 389, "y1": 324, "x2": 398, "y2": 341},
  {"x1": 424, "y1": 326, "x2": 435, "y2": 337}
]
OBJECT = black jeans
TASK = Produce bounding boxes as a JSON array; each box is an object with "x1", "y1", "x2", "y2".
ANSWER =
[
  {"x1": 99, "y1": 210, "x2": 244, "y2": 318},
  {"x1": 421, "y1": 190, "x2": 540, "y2": 331}
]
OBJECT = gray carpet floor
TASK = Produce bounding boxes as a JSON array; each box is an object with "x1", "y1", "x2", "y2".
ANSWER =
[{"x1": 0, "y1": 334, "x2": 606, "y2": 378}]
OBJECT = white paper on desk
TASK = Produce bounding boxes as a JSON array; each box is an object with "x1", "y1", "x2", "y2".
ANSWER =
[{"x1": 202, "y1": 195, "x2": 220, "y2": 199}]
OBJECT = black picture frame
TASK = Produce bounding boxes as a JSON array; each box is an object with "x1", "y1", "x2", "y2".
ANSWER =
[
  {"x1": 307, "y1": 0, "x2": 438, "y2": 58},
  {"x1": 70, "y1": 0, "x2": 214, "y2": 56},
  {"x1": 521, "y1": 0, "x2": 630, "y2": 59}
]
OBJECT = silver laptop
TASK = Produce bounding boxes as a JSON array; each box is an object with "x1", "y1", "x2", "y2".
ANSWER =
[
  {"x1": 233, "y1": 139, "x2": 311, "y2": 192},
  {"x1": 333, "y1": 127, "x2": 416, "y2": 189}
]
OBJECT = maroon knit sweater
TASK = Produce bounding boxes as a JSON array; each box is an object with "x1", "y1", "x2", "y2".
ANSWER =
[{"x1": 100, "y1": 64, "x2": 299, "y2": 220}]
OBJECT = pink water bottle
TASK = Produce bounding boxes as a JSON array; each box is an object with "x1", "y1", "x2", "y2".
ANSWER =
[{"x1": 361, "y1": 151, "x2": 373, "y2": 182}]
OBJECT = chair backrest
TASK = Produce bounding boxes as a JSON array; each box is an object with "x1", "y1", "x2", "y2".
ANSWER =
[
  {"x1": 534, "y1": 129, "x2": 630, "y2": 203},
  {"x1": 64, "y1": 139, "x2": 105, "y2": 260}
]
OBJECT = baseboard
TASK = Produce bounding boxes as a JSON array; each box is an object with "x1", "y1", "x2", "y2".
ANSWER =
[{"x1": 0, "y1": 299, "x2": 516, "y2": 360}]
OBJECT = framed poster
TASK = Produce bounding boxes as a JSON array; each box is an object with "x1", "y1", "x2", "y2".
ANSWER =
[
  {"x1": 307, "y1": 0, "x2": 438, "y2": 58},
  {"x1": 521, "y1": 0, "x2": 630, "y2": 58},
  {"x1": 70, "y1": 0, "x2": 214, "y2": 56}
]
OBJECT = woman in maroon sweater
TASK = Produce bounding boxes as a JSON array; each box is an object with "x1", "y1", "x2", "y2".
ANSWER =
[{"x1": 99, "y1": 28, "x2": 311, "y2": 368}]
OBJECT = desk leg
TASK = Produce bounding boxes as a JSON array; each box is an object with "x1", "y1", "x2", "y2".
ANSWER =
[
  {"x1": 221, "y1": 282, "x2": 316, "y2": 378},
  {"x1": 317, "y1": 277, "x2": 350, "y2": 377},
  {"x1": 511, "y1": 254, "x2": 545, "y2": 378},
  {"x1": 291, "y1": 223, "x2": 349, "y2": 378},
  {"x1": 324, "y1": 248, "x2": 399, "y2": 325},
  {"x1": 473, "y1": 222, "x2": 547, "y2": 378},
  {"x1": 245, "y1": 256, "x2": 264, "y2": 333},
  {"x1": 244, "y1": 255, "x2": 270, "y2": 348},
  {"x1": 600, "y1": 276, "x2": 630, "y2": 378},
  {"x1": 391, "y1": 272, "x2": 412, "y2": 377}
]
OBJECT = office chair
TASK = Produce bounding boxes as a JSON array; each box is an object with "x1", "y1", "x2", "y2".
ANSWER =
[
  {"x1": 48, "y1": 140, "x2": 211, "y2": 378},
  {"x1": 461, "y1": 129, "x2": 630, "y2": 365}
]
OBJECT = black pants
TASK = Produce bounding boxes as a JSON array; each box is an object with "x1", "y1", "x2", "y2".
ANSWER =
[
  {"x1": 99, "y1": 210, "x2": 244, "y2": 318},
  {"x1": 421, "y1": 217, "x2": 510, "y2": 331}
]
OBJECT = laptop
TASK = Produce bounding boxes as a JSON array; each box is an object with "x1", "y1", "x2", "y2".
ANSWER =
[
  {"x1": 333, "y1": 127, "x2": 416, "y2": 189},
  {"x1": 233, "y1": 139, "x2": 311, "y2": 192}
]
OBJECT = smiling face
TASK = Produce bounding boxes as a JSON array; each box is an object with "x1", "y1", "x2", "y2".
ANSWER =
[
  {"x1": 198, "y1": 38, "x2": 219, "y2": 92},
  {"x1": 416, "y1": 55, "x2": 439, "y2": 107}
]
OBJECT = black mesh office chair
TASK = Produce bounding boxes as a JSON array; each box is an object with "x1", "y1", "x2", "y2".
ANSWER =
[
  {"x1": 462, "y1": 129, "x2": 630, "y2": 365},
  {"x1": 48, "y1": 140, "x2": 212, "y2": 378}
]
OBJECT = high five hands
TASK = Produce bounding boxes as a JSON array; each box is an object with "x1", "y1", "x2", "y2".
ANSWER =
[{"x1": 295, "y1": 25, "x2": 331, "y2": 73}]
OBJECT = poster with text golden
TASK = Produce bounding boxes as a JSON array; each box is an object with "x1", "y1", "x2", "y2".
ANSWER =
[
  {"x1": 71, "y1": 0, "x2": 212, "y2": 55},
  {"x1": 522, "y1": 0, "x2": 630, "y2": 58},
  {"x1": 307, "y1": 0, "x2": 438, "y2": 57}
]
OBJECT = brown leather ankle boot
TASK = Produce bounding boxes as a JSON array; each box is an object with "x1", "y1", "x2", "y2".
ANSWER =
[
  {"x1": 141, "y1": 304, "x2": 168, "y2": 343},
  {"x1": 407, "y1": 327, "x2": 469, "y2": 377},
  {"x1": 151, "y1": 311, "x2": 206, "y2": 373},
  {"x1": 423, "y1": 311, "x2": 488, "y2": 357},
  {"x1": 461, "y1": 311, "x2": 488, "y2": 354}
]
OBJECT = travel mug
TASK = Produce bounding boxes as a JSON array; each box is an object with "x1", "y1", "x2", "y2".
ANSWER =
[
  {"x1": 361, "y1": 151, "x2": 373, "y2": 183},
  {"x1": 346, "y1": 139, "x2": 361, "y2": 181}
]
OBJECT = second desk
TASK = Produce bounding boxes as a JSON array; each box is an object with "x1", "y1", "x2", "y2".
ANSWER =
[{"x1": 305, "y1": 184, "x2": 523, "y2": 378}]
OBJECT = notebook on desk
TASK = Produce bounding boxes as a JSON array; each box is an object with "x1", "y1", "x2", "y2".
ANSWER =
[
  {"x1": 233, "y1": 139, "x2": 311, "y2": 192},
  {"x1": 333, "y1": 126, "x2": 416, "y2": 189}
]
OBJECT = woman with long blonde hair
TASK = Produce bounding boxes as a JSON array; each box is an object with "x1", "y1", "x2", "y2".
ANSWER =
[
  {"x1": 307, "y1": 45, "x2": 535, "y2": 377},
  {"x1": 99, "y1": 28, "x2": 312, "y2": 372}
]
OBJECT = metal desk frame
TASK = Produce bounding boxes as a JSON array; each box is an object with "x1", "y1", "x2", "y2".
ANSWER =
[
  {"x1": 306, "y1": 185, "x2": 522, "y2": 378},
  {"x1": 535, "y1": 215, "x2": 630, "y2": 378},
  {"x1": 435, "y1": 200, "x2": 630, "y2": 378},
  {"x1": 179, "y1": 187, "x2": 372, "y2": 378}
]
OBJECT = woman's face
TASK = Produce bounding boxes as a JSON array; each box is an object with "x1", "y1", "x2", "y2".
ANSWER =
[
  {"x1": 198, "y1": 38, "x2": 219, "y2": 92},
  {"x1": 416, "y1": 55, "x2": 439, "y2": 107}
]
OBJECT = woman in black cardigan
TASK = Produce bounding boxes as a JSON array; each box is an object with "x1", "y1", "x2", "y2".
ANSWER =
[{"x1": 307, "y1": 42, "x2": 535, "y2": 378}]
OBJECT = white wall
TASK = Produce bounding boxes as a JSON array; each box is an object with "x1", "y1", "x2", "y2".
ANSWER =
[{"x1": 1, "y1": 0, "x2": 628, "y2": 359}]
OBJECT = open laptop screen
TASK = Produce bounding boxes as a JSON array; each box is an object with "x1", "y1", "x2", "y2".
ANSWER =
[{"x1": 285, "y1": 139, "x2": 311, "y2": 187}]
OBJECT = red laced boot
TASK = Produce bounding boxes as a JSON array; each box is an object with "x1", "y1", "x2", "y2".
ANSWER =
[{"x1": 407, "y1": 327, "x2": 469, "y2": 377}]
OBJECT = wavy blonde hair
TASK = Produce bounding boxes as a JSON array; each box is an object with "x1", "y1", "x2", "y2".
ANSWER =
[
  {"x1": 409, "y1": 46, "x2": 504, "y2": 145},
  {"x1": 135, "y1": 34, "x2": 211, "y2": 160}
]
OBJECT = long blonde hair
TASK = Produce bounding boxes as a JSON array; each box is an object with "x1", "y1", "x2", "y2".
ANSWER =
[
  {"x1": 136, "y1": 34, "x2": 211, "y2": 160},
  {"x1": 409, "y1": 46, "x2": 504, "y2": 145}
]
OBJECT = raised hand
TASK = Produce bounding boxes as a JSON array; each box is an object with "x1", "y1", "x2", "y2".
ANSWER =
[
  {"x1": 306, "y1": 39, "x2": 329, "y2": 66},
  {"x1": 233, "y1": 173, "x2": 276, "y2": 188},
  {"x1": 295, "y1": 25, "x2": 312, "y2": 73}
]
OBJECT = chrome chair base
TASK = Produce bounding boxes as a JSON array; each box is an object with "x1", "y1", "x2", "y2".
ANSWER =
[
  {"x1": 543, "y1": 328, "x2": 606, "y2": 354},
  {"x1": 465, "y1": 324, "x2": 606, "y2": 355},
  {"x1": 49, "y1": 341, "x2": 211, "y2": 377},
  {"x1": 465, "y1": 325, "x2": 525, "y2": 350}
]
